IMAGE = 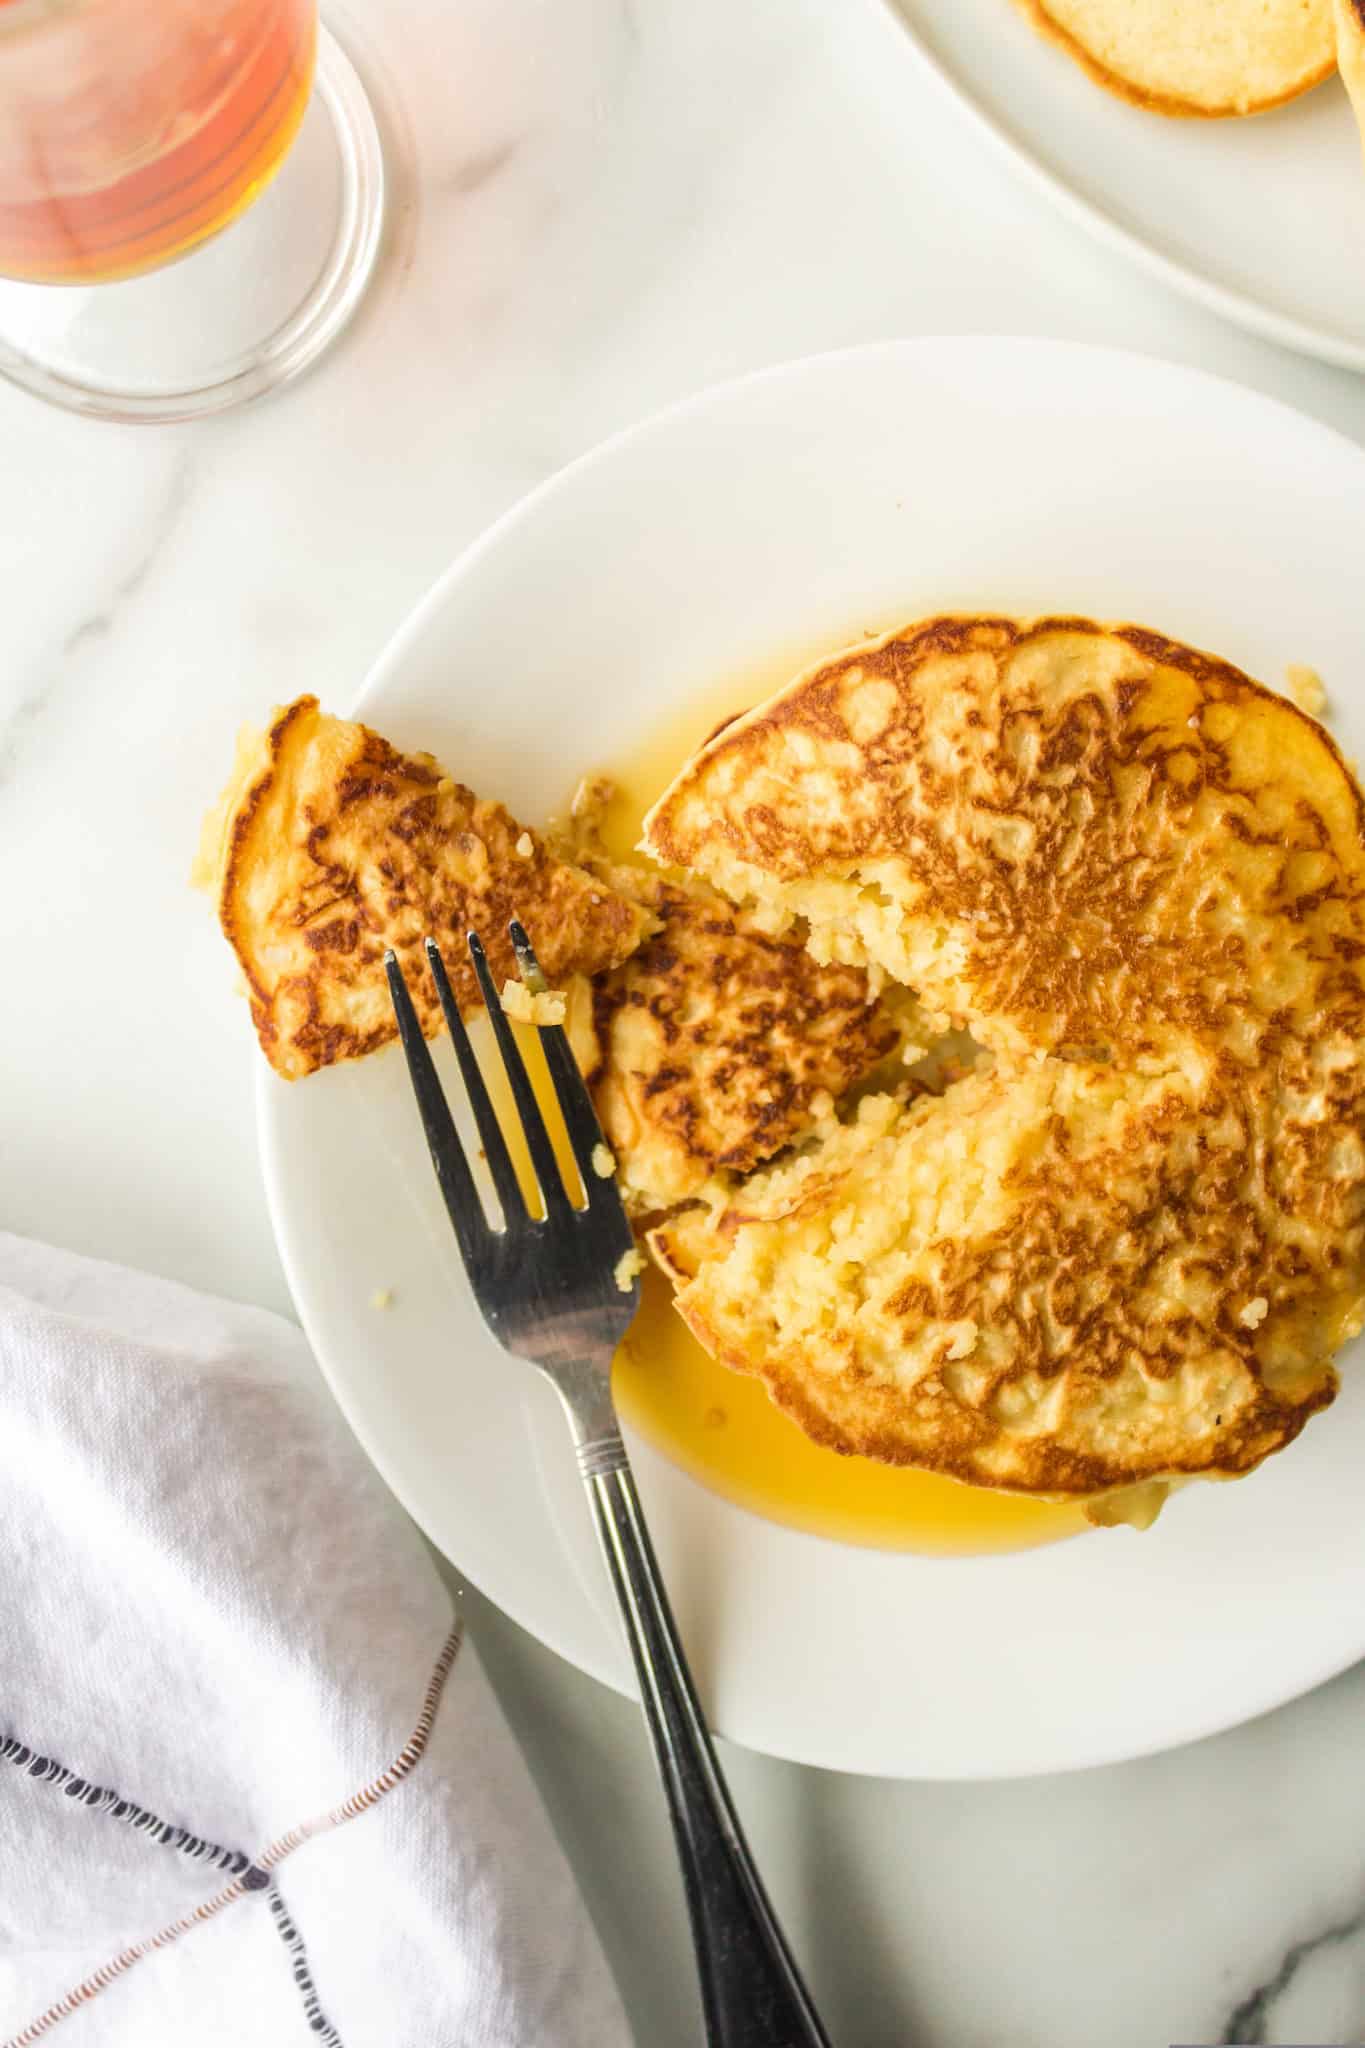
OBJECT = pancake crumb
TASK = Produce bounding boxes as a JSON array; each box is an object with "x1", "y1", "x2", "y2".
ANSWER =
[
  {"x1": 514, "y1": 831, "x2": 534, "y2": 859},
  {"x1": 614, "y1": 1248, "x2": 644, "y2": 1293},
  {"x1": 1239, "y1": 1296, "x2": 1269, "y2": 1329},
  {"x1": 1287, "y1": 664, "x2": 1327, "y2": 718},
  {"x1": 592, "y1": 1142, "x2": 616, "y2": 1179},
  {"x1": 369, "y1": 1288, "x2": 394, "y2": 1310},
  {"x1": 571, "y1": 774, "x2": 614, "y2": 827},
  {"x1": 501, "y1": 979, "x2": 567, "y2": 1027}
]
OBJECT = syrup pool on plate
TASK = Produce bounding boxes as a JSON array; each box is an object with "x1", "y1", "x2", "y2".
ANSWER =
[{"x1": 498, "y1": 654, "x2": 1087, "y2": 1557}]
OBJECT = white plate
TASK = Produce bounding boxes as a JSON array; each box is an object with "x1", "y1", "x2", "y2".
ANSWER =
[
  {"x1": 262, "y1": 339, "x2": 1365, "y2": 1779},
  {"x1": 878, "y1": 0, "x2": 1365, "y2": 373}
]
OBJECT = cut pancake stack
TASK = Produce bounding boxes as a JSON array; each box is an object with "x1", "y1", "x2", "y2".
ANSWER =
[
  {"x1": 643, "y1": 616, "x2": 1365, "y2": 1523},
  {"x1": 201, "y1": 615, "x2": 1365, "y2": 1527}
]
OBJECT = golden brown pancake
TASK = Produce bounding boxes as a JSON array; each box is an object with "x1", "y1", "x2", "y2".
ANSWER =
[
  {"x1": 197, "y1": 697, "x2": 652, "y2": 1080},
  {"x1": 1012, "y1": 0, "x2": 1335, "y2": 116},
  {"x1": 645, "y1": 616, "x2": 1365, "y2": 1071},
  {"x1": 646, "y1": 615, "x2": 1365, "y2": 1510},
  {"x1": 564, "y1": 863, "x2": 912, "y2": 1214},
  {"x1": 654, "y1": 1045, "x2": 1365, "y2": 1500}
]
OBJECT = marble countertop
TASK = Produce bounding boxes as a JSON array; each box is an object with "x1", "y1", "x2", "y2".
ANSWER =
[{"x1": 6, "y1": 0, "x2": 1365, "y2": 2041}]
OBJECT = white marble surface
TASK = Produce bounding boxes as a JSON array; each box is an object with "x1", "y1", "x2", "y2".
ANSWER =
[{"x1": 5, "y1": 0, "x2": 1365, "y2": 2042}]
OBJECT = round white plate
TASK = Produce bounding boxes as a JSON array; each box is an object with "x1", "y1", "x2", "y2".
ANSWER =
[
  {"x1": 878, "y1": 0, "x2": 1365, "y2": 373},
  {"x1": 262, "y1": 339, "x2": 1365, "y2": 1779}
]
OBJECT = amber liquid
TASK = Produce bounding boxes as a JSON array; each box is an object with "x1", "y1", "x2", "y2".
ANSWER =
[
  {"x1": 0, "y1": 0, "x2": 316, "y2": 284},
  {"x1": 493, "y1": 657, "x2": 1086, "y2": 1558}
]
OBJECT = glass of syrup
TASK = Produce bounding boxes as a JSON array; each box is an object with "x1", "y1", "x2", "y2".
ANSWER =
[{"x1": 0, "y1": 0, "x2": 385, "y2": 419}]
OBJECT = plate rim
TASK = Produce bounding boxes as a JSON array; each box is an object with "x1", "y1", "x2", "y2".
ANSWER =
[
  {"x1": 870, "y1": 0, "x2": 1365, "y2": 377},
  {"x1": 258, "y1": 334, "x2": 1365, "y2": 1777}
]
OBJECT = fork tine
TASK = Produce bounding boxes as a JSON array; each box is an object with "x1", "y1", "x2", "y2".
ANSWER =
[
  {"x1": 424, "y1": 939, "x2": 527, "y2": 1229},
  {"x1": 508, "y1": 919, "x2": 618, "y2": 1203},
  {"x1": 385, "y1": 951, "x2": 491, "y2": 1265},
  {"x1": 466, "y1": 931, "x2": 574, "y2": 1223}
]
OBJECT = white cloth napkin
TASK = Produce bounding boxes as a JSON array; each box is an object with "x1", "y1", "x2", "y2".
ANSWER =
[{"x1": 0, "y1": 1232, "x2": 631, "y2": 2048}]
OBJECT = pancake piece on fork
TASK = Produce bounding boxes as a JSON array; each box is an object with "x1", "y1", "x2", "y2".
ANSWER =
[
  {"x1": 196, "y1": 696, "x2": 653, "y2": 1080},
  {"x1": 196, "y1": 702, "x2": 915, "y2": 1217}
]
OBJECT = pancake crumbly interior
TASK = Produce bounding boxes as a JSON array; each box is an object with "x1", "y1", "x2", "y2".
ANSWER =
[
  {"x1": 564, "y1": 861, "x2": 918, "y2": 1215},
  {"x1": 645, "y1": 614, "x2": 1365, "y2": 1515},
  {"x1": 1010, "y1": 0, "x2": 1335, "y2": 116}
]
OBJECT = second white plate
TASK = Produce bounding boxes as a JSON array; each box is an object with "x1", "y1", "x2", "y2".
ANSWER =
[
  {"x1": 880, "y1": 0, "x2": 1365, "y2": 372},
  {"x1": 262, "y1": 339, "x2": 1365, "y2": 1778}
]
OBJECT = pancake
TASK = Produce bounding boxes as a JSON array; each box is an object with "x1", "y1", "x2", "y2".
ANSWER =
[
  {"x1": 644, "y1": 616, "x2": 1365, "y2": 1071},
  {"x1": 654, "y1": 1041, "x2": 1365, "y2": 1503},
  {"x1": 564, "y1": 863, "x2": 914, "y2": 1214},
  {"x1": 197, "y1": 697, "x2": 653, "y2": 1080},
  {"x1": 1336, "y1": 0, "x2": 1365, "y2": 156},
  {"x1": 646, "y1": 614, "x2": 1365, "y2": 1510},
  {"x1": 1011, "y1": 0, "x2": 1335, "y2": 116}
]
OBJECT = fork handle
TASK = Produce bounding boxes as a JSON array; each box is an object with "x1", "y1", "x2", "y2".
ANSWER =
[{"x1": 581, "y1": 1447, "x2": 832, "y2": 2048}]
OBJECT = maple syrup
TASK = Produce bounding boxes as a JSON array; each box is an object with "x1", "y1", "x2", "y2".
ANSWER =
[{"x1": 0, "y1": 0, "x2": 316, "y2": 284}]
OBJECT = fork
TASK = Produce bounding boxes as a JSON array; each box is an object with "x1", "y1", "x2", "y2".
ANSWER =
[{"x1": 386, "y1": 925, "x2": 832, "y2": 2048}]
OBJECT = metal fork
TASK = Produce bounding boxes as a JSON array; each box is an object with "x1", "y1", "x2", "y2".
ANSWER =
[{"x1": 386, "y1": 924, "x2": 832, "y2": 2048}]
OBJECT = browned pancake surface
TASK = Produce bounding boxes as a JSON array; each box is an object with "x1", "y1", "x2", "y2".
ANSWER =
[
  {"x1": 646, "y1": 616, "x2": 1365, "y2": 1503},
  {"x1": 200, "y1": 697, "x2": 651, "y2": 1079},
  {"x1": 568, "y1": 864, "x2": 908, "y2": 1212}
]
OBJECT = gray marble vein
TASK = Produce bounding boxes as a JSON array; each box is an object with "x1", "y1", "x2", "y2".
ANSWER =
[
  {"x1": 1220, "y1": 1901, "x2": 1365, "y2": 2043},
  {"x1": 61, "y1": 449, "x2": 195, "y2": 656},
  {"x1": 437, "y1": 139, "x2": 523, "y2": 201},
  {"x1": 0, "y1": 448, "x2": 194, "y2": 787}
]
